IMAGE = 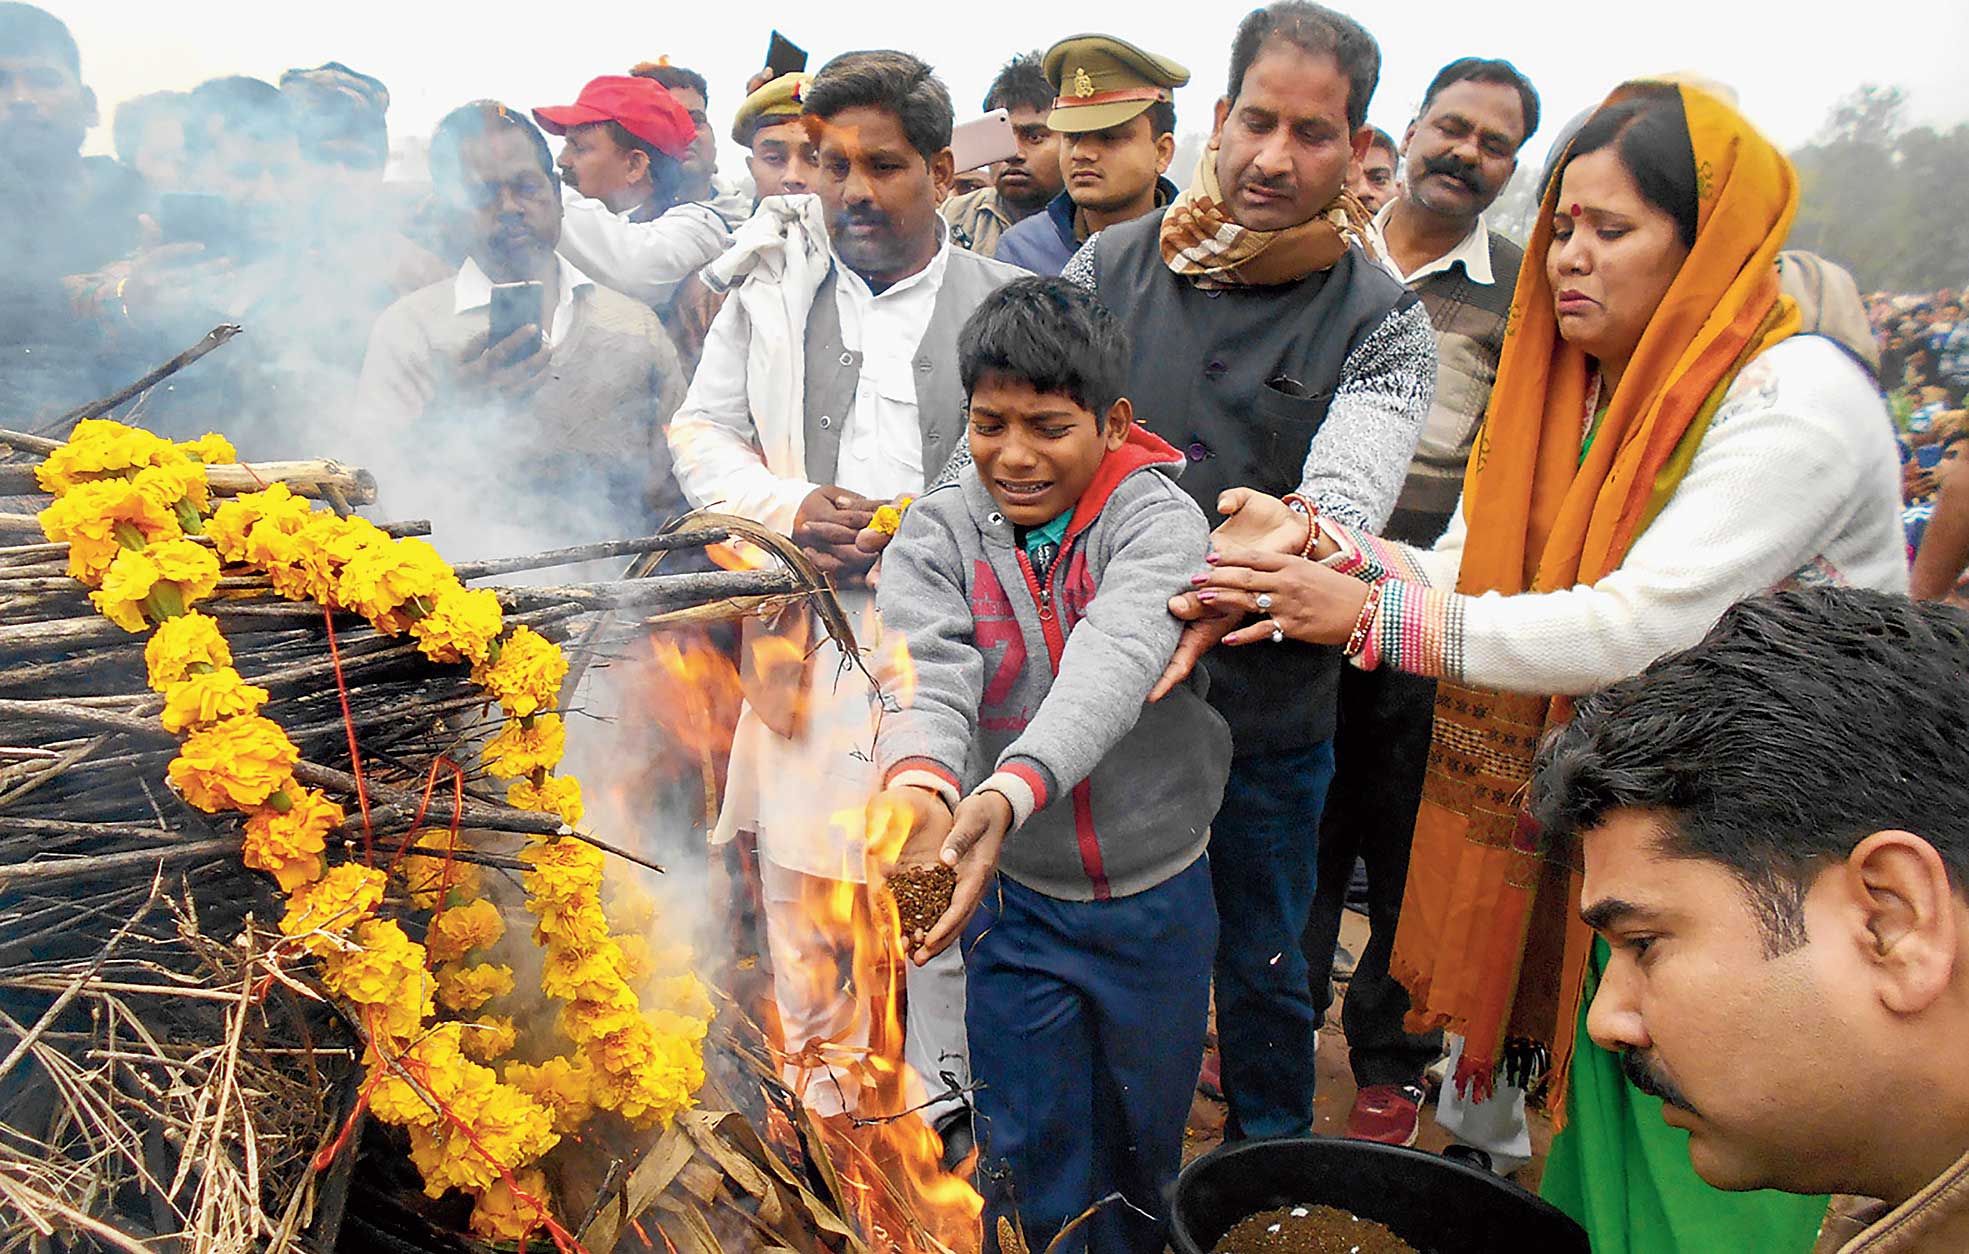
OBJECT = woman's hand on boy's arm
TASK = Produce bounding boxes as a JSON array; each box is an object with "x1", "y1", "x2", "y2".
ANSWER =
[{"x1": 911, "y1": 790, "x2": 1013, "y2": 965}]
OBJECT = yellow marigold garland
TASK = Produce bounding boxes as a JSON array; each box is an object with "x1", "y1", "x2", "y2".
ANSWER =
[
  {"x1": 472, "y1": 625, "x2": 568, "y2": 719},
  {"x1": 166, "y1": 714, "x2": 300, "y2": 812},
  {"x1": 436, "y1": 961, "x2": 518, "y2": 1014},
  {"x1": 242, "y1": 785, "x2": 343, "y2": 891},
  {"x1": 868, "y1": 493, "x2": 915, "y2": 537},
  {"x1": 38, "y1": 477, "x2": 182, "y2": 582},
  {"x1": 160, "y1": 666, "x2": 270, "y2": 734},
  {"x1": 35, "y1": 420, "x2": 707, "y2": 1235},
  {"x1": 425, "y1": 897, "x2": 506, "y2": 965},
  {"x1": 91, "y1": 538, "x2": 221, "y2": 632},
  {"x1": 145, "y1": 611, "x2": 233, "y2": 688},
  {"x1": 480, "y1": 713, "x2": 566, "y2": 780}
]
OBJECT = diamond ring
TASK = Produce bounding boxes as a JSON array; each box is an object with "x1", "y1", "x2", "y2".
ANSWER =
[
  {"x1": 1270, "y1": 625, "x2": 1285, "y2": 644},
  {"x1": 1256, "y1": 592, "x2": 1274, "y2": 611}
]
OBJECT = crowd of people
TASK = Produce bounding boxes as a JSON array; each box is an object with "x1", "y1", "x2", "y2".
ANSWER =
[
  {"x1": 1864, "y1": 290, "x2": 1969, "y2": 608},
  {"x1": 5, "y1": 2, "x2": 1966, "y2": 1252}
]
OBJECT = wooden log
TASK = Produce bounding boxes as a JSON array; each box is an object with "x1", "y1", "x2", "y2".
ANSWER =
[
  {"x1": 450, "y1": 528, "x2": 732, "y2": 580},
  {"x1": 0, "y1": 838, "x2": 237, "y2": 889},
  {"x1": 291, "y1": 761, "x2": 564, "y2": 836},
  {"x1": 0, "y1": 699, "x2": 160, "y2": 739},
  {"x1": 498, "y1": 568, "x2": 804, "y2": 613},
  {"x1": 33, "y1": 323, "x2": 242, "y2": 437},
  {"x1": 0, "y1": 457, "x2": 378, "y2": 504},
  {"x1": 0, "y1": 427, "x2": 62, "y2": 456},
  {"x1": 204, "y1": 459, "x2": 377, "y2": 504}
]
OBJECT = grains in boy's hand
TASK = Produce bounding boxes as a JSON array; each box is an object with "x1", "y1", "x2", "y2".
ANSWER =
[
  {"x1": 884, "y1": 864, "x2": 957, "y2": 938},
  {"x1": 1209, "y1": 1204, "x2": 1417, "y2": 1254}
]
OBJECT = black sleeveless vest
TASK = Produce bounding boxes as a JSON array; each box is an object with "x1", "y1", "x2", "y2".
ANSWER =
[{"x1": 1093, "y1": 209, "x2": 1417, "y2": 751}]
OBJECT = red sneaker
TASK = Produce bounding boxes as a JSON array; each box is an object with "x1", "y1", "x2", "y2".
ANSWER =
[
  {"x1": 1345, "y1": 1083, "x2": 1424, "y2": 1146},
  {"x1": 1197, "y1": 1045, "x2": 1224, "y2": 1101}
]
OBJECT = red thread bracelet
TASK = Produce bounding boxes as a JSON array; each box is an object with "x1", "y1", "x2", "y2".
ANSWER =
[{"x1": 1342, "y1": 581, "x2": 1383, "y2": 659}]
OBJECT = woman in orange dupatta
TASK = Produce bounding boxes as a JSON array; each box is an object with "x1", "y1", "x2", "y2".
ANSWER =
[{"x1": 1164, "y1": 79, "x2": 1908, "y2": 1249}]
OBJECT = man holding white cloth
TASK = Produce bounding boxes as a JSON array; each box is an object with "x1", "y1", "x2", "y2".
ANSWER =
[{"x1": 667, "y1": 49, "x2": 1021, "y2": 1168}]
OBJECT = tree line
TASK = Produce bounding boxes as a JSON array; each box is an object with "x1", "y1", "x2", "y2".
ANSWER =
[{"x1": 1791, "y1": 85, "x2": 1969, "y2": 295}]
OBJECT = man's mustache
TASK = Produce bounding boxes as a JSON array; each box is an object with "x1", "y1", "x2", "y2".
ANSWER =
[
  {"x1": 1620, "y1": 1049, "x2": 1696, "y2": 1115},
  {"x1": 839, "y1": 205, "x2": 892, "y2": 230},
  {"x1": 1422, "y1": 152, "x2": 1489, "y2": 197},
  {"x1": 1238, "y1": 171, "x2": 1295, "y2": 198}
]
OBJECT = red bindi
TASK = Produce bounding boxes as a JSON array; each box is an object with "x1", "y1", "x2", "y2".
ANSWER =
[{"x1": 1569, "y1": 202, "x2": 1583, "y2": 217}]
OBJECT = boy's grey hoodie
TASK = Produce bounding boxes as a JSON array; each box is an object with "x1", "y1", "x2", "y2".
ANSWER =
[{"x1": 874, "y1": 425, "x2": 1232, "y2": 901}]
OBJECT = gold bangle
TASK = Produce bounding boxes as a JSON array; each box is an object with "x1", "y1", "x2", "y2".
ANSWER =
[{"x1": 1282, "y1": 493, "x2": 1320, "y2": 558}]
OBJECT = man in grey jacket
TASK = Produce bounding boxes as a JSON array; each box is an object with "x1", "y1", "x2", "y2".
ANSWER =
[{"x1": 665, "y1": 49, "x2": 1023, "y2": 1170}]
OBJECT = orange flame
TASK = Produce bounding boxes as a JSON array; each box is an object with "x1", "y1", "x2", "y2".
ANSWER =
[
  {"x1": 594, "y1": 629, "x2": 745, "y2": 831},
  {"x1": 872, "y1": 629, "x2": 918, "y2": 712},
  {"x1": 625, "y1": 612, "x2": 978, "y2": 1249},
  {"x1": 789, "y1": 809, "x2": 984, "y2": 1252},
  {"x1": 706, "y1": 538, "x2": 772, "y2": 572}
]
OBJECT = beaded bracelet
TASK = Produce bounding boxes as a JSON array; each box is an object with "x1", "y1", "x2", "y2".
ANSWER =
[
  {"x1": 1342, "y1": 580, "x2": 1384, "y2": 660},
  {"x1": 1281, "y1": 493, "x2": 1321, "y2": 559}
]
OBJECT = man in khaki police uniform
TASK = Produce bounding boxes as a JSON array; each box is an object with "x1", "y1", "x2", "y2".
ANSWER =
[
  {"x1": 995, "y1": 34, "x2": 1186, "y2": 275},
  {"x1": 731, "y1": 71, "x2": 817, "y2": 203}
]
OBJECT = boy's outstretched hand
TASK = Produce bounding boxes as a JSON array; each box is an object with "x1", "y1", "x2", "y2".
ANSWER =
[
  {"x1": 865, "y1": 784, "x2": 952, "y2": 881},
  {"x1": 865, "y1": 784, "x2": 953, "y2": 957},
  {"x1": 912, "y1": 789, "x2": 1013, "y2": 964}
]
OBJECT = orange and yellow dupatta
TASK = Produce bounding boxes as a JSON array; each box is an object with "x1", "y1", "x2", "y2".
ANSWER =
[{"x1": 1389, "y1": 80, "x2": 1802, "y2": 1118}]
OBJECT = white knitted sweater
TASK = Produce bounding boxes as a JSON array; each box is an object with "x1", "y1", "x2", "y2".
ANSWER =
[{"x1": 1331, "y1": 335, "x2": 1909, "y2": 696}]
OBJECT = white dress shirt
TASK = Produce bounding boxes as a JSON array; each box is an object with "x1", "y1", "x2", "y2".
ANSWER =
[
  {"x1": 1365, "y1": 201, "x2": 1496, "y2": 287},
  {"x1": 829, "y1": 233, "x2": 951, "y2": 501},
  {"x1": 452, "y1": 253, "x2": 594, "y2": 348}
]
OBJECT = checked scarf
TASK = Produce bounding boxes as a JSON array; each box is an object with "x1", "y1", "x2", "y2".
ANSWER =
[{"x1": 1158, "y1": 143, "x2": 1373, "y2": 289}]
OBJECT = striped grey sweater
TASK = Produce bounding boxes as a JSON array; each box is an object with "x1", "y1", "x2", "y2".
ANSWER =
[{"x1": 1384, "y1": 230, "x2": 1522, "y2": 545}]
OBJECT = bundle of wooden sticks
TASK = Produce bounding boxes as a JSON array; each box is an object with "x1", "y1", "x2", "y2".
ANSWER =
[{"x1": 0, "y1": 412, "x2": 940, "y2": 1253}]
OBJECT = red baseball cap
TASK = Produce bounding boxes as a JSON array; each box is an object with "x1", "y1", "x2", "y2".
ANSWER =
[{"x1": 533, "y1": 76, "x2": 694, "y2": 159}]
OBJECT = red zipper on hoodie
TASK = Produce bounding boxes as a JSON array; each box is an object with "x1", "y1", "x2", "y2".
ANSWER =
[
  {"x1": 998, "y1": 428, "x2": 1184, "y2": 901},
  {"x1": 1013, "y1": 540, "x2": 1109, "y2": 898}
]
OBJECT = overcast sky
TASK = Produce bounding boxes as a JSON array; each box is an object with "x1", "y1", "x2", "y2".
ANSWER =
[{"x1": 53, "y1": 0, "x2": 1969, "y2": 181}]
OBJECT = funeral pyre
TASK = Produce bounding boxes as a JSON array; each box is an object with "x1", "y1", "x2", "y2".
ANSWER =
[{"x1": 0, "y1": 416, "x2": 981, "y2": 1254}]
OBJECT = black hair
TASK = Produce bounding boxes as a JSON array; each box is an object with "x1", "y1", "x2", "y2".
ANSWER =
[
  {"x1": 429, "y1": 100, "x2": 554, "y2": 193},
  {"x1": 1418, "y1": 56, "x2": 1540, "y2": 147},
  {"x1": 581, "y1": 118, "x2": 683, "y2": 204},
  {"x1": 1556, "y1": 84, "x2": 1698, "y2": 250},
  {"x1": 1146, "y1": 97, "x2": 1177, "y2": 139},
  {"x1": 0, "y1": 2, "x2": 77, "y2": 76},
  {"x1": 984, "y1": 51, "x2": 1052, "y2": 115},
  {"x1": 1364, "y1": 125, "x2": 1396, "y2": 158},
  {"x1": 804, "y1": 50, "x2": 955, "y2": 162},
  {"x1": 112, "y1": 90, "x2": 190, "y2": 166},
  {"x1": 633, "y1": 63, "x2": 708, "y2": 106},
  {"x1": 959, "y1": 276, "x2": 1131, "y2": 419},
  {"x1": 1226, "y1": 1, "x2": 1380, "y2": 131},
  {"x1": 1531, "y1": 587, "x2": 1969, "y2": 954},
  {"x1": 183, "y1": 77, "x2": 294, "y2": 163}
]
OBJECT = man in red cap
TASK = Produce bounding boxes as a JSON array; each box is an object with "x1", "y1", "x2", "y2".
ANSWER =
[
  {"x1": 534, "y1": 74, "x2": 693, "y2": 223},
  {"x1": 533, "y1": 77, "x2": 730, "y2": 313}
]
